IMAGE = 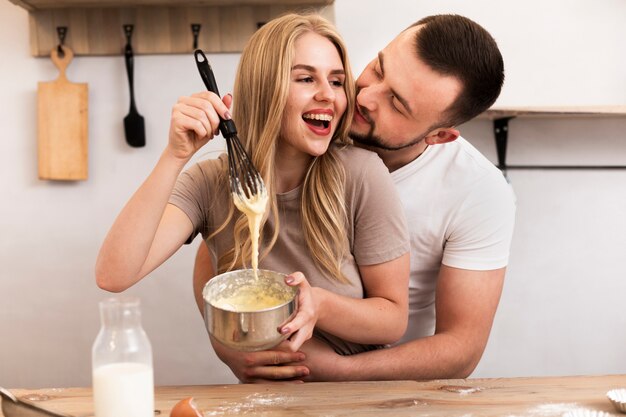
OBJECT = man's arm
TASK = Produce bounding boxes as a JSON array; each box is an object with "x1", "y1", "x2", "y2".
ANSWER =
[{"x1": 300, "y1": 264, "x2": 505, "y2": 381}]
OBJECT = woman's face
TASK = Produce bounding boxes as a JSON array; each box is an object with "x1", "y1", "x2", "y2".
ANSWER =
[{"x1": 279, "y1": 31, "x2": 347, "y2": 158}]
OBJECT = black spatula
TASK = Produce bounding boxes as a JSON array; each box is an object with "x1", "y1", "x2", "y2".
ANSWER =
[{"x1": 123, "y1": 24, "x2": 145, "y2": 148}]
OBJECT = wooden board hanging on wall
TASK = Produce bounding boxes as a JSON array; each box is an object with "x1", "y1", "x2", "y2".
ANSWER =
[{"x1": 38, "y1": 45, "x2": 88, "y2": 180}]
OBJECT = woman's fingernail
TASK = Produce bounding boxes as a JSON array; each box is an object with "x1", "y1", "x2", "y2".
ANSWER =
[
  {"x1": 280, "y1": 327, "x2": 290, "y2": 334},
  {"x1": 224, "y1": 111, "x2": 232, "y2": 120},
  {"x1": 285, "y1": 276, "x2": 294, "y2": 284}
]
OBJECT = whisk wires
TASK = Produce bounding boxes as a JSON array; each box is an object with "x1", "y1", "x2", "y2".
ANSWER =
[{"x1": 225, "y1": 135, "x2": 266, "y2": 201}]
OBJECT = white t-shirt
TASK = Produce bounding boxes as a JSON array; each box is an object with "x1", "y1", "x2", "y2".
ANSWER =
[{"x1": 391, "y1": 137, "x2": 516, "y2": 343}]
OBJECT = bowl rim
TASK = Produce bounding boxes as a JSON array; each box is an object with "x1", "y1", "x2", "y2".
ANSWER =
[{"x1": 202, "y1": 268, "x2": 297, "y2": 313}]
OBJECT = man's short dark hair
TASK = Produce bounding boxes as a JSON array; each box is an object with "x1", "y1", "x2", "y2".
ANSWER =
[{"x1": 411, "y1": 14, "x2": 504, "y2": 127}]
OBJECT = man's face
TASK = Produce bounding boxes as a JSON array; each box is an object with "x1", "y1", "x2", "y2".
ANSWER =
[{"x1": 351, "y1": 25, "x2": 462, "y2": 151}]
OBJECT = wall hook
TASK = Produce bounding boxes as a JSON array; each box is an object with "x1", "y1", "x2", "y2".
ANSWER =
[
  {"x1": 56, "y1": 26, "x2": 67, "y2": 58},
  {"x1": 191, "y1": 24, "x2": 201, "y2": 49},
  {"x1": 123, "y1": 24, "x2": 134, "y2": 45}
]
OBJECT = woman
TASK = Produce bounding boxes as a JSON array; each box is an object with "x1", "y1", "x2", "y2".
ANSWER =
[{"x1": 96, "y1": 13, "x2": 409, "y2": 363}]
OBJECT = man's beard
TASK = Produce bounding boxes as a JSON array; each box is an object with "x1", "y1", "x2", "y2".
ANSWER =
[{"x1": 350, "y1": 107, "x2": 428, "y2": 151}]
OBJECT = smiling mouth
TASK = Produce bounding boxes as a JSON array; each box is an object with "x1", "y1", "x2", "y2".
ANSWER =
[{"x1": 303, "y1": 113, "x2": 332, "y2": 129}]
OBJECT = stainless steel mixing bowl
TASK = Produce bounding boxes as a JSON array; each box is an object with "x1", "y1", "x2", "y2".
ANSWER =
[{"x1": 203, "y1": 269, "x2": 297, "y2": 351}]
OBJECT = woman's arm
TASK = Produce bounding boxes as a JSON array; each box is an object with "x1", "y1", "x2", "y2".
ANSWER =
[
  {"x1": 314, "y1": 253, "x2": 409, "y2": 344},
  {"x1": 95, "y1": 92, "x2": 227, "y2": 292},
  {"x1": 95, "y1": 154, "x2": 192, "y2": 292},
  {"x1": 281, "y1": 253, "x2": 410, "y2": 347}
]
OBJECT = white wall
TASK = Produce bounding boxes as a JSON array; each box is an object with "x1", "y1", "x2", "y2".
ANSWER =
[{"x1": 1, "y1": 0, "x2": 625, "y2": 387}]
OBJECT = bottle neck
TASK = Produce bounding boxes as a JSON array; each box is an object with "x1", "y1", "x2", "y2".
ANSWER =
[{"x1": 99, "y1": 297, "x2": 143, "y2": 328}]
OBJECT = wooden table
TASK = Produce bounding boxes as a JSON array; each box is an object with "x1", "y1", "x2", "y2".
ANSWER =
[{"x1": 2, "y1": 375, "x2": 626, "y2": 417}]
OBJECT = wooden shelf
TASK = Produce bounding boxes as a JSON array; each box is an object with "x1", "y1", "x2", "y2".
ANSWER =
[
  {"x1": 479, "y1": 105, "x2": 626, "y2": 120},
  {"x1": 8, "y1": 0, "x2": 334, "y2": 56},
  {"x1": 477, "y1": 105, "x2": 626, "y2": 171},
  {"x1": 10, "y1": 0, "x2": 333, "y2": 10}
]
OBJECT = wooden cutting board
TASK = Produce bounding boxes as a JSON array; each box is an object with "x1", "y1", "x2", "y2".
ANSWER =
[{"x1": 38, "y1": 45, "x2": 88, "y2": 181}]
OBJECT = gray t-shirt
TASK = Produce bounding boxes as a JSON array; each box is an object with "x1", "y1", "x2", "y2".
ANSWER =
[{"x1": 170, "y1": 145, "x2": 409, "y2": 355}]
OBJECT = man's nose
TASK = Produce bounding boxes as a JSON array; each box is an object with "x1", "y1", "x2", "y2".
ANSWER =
[{"x1": 356, "y1": 85, "x2": 377, "y2": 112}]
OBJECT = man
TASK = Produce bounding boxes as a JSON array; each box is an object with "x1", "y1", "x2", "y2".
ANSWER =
[{"x1": 194, "y1": 14, "x2": 516, "y2": 381}]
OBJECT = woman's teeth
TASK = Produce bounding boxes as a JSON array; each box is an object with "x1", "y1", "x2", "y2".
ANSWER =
[
  {"x1": 303, "y1": 113, "x2": 332, "y2": 129},
  {"x1": 303, "y1": 113, "x2": 333, "y2": 121}
]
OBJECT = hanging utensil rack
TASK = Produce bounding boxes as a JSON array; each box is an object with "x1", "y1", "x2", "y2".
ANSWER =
[{"x1": 7, "y1": 0, "x2": 335, "y2": 56}]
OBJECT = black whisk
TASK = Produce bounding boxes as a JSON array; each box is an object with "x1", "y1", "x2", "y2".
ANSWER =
[{"x1": 194, "y1": 50, "x2": 266, "y2": 201}]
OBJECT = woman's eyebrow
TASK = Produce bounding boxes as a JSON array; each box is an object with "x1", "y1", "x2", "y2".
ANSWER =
[{"x1": 292, "y1": 64, "x2": 345, "y2": 75}]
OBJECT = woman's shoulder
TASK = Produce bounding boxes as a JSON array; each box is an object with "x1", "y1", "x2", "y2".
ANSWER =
[
  {"x1": 334, "y1": 144, "x2": 395, "y2": 199},
  {"x1": 335, "y1": 144, "x2": 387, "y2": 172},
  {"x1": 185, "y1": 153, "x2": 228, "y2": 179}
]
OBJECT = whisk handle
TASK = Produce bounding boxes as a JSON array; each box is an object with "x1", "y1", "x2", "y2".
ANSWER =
[{"x1": 194, "y1": 49, "x2": 238, "y2": 138}]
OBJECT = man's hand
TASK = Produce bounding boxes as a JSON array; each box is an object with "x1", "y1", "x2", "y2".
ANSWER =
[
  {"x1": 298, "y1": 337, "x2": 346, "y2": 382},
  {"x1": 211, "y1": 337, "x2": 310, "y2": 383}
]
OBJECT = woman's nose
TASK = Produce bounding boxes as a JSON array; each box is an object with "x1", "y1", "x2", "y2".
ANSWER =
[{"x1": 315, "y1": 81, "x2": 335, "y2": 102}]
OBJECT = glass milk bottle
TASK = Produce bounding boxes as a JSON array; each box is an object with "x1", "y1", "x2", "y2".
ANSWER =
[{"x1": 92, "y1": 297, "x2": 154, "y2": 417}]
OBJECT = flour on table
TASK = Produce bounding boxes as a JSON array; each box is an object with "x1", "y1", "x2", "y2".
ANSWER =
[
  {"x1": 502, "y1": 402, "x2": 584, "y2": 417},
  {"x1": 203, "y1": 393, "x2": 292, "y2": 415}
]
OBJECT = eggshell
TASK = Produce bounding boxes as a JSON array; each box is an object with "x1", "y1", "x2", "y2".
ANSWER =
[{"x1": 170, "y1": 397, "x2": 203, "y2": 417}]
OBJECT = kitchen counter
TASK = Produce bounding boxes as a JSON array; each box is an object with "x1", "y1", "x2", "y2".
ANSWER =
[{"x1": 2, "y1": 374, "x2": 625, "y2": 417}]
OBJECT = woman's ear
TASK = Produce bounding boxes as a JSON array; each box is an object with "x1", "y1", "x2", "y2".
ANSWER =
[{"x1": 424, "y1": 128, "x2": 460, "y2": 145}]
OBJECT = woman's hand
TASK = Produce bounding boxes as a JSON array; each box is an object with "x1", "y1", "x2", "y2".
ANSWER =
[
  {"x1": 167, "y1": 92, "x2": 232, "y2": 160},
  {"x1": 279, "y1": 272, "x2": 318, "y2": 352}
]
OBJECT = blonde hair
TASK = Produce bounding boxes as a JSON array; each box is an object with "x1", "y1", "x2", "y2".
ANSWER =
[{"x1": 213, "y1": 13, "x2": 355, "y2": 284}]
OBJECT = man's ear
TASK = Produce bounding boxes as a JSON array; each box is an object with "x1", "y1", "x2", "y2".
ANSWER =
[{"x1": 424, "y1": 128, "x2": 460, "y2": 145}]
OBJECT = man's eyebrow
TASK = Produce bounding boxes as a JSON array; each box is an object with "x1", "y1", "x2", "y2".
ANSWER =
[
  {"x1": 292, "y1": 64, "x2": 345, "y2": 75},
  {"x1": 378, "y1": 51, "x2": 413, "y2": 116}
]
